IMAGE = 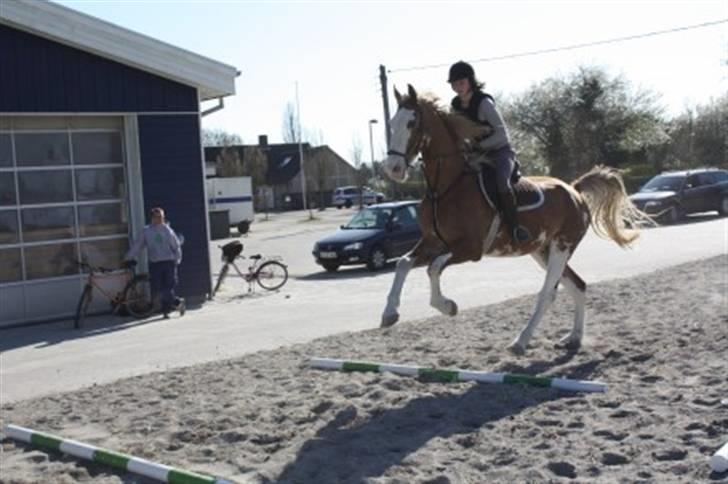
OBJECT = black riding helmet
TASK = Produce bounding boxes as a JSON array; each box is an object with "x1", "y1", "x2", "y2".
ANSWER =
[{"x1": 448, "y1": 61, "x2": 475, "y2": 82}]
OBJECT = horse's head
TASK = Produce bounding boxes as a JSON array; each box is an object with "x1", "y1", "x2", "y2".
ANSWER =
[{"x1": 383, "y1": 84, "x2": 424, "y2": 183}]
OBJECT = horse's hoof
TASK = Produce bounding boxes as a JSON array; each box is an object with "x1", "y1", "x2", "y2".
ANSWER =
[
  {"x1": 381, "y1": 313, "x2": 399, "y2": 328},
  {"x1": 556, "y1": 335, "x2": 582, "y2": 350},
  {"x1": 447, "y1": 300, "x2": 458, "y2": 317},
  {"x1": 507, "y1": 341, "x2": 527, "y2": 355}
]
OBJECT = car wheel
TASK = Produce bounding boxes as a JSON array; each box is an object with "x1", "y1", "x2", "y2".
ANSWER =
[
  {"x1": 322, "y1": 262, "x2": 340, "y2": 273},
  {"x1": 719, "y1": 196, "x2": 728, "y2": 216},
  {"x1": 366, "y1": 246, "x2": 387, "y2": 271},
  {"x1": 344, "y1": 199, "x2": 353, "y2": 208}
]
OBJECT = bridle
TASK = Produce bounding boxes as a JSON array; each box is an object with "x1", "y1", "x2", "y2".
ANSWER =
[
  {"x1": 387, "y1": 102, "x2": 474, "y2": 250},
  {"x1": 386, "y1": 105, "x2": 425, "y2": 168}
]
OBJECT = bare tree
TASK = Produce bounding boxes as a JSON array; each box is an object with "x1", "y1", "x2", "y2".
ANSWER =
[
  {"x1": 282, "y1": 102, "x2": 299, "y2": 143},
  {"x1": 351, "y1": 137, "x2": 367, "y2": 209},
  {"x1": 202, "y1": 128, "x2": 242, "y2": 147}
]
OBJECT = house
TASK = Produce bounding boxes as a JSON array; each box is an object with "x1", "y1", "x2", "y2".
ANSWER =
[
  {"x1": 204, "y1": 137, "x2": 359, "y2": 211},
  {"x1": 0, "y1": 1, "x2": 238, "y2": 326}
]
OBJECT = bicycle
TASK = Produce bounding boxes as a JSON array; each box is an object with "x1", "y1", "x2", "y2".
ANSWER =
[
  {"x1": 212, "y1": 241, "x2": 288, "y2": 297},
  {"x1": 73, "y1": 261, "x2": 155, "y2": 329}
]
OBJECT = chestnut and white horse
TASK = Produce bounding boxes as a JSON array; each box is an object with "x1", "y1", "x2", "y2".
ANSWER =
[{"x1": 380, "y1": 85, "x2": 650, "y2": 354}]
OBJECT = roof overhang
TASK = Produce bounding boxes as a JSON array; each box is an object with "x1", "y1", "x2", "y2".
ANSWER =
[{"x1": 0, "y1": 0, "x2": 238, "y2": 101}]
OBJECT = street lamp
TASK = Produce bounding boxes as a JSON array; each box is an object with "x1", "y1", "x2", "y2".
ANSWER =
[{"x1": 368, "y1": 119, "x2": 378, "y2": 164}]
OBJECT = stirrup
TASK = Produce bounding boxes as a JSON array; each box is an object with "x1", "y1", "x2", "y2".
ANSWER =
[{"x1": 513, "y1": 226, "x2": 531, "y2": 243}]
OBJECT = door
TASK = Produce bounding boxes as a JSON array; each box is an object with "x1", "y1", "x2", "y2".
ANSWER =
[{"x1": 390, "y1": 205, "x2": 421, "y2": 256}]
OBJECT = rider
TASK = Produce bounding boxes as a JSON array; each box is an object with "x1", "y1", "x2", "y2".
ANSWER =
[{"x1": 448, "y1": 60, "x2": 530, "y2": 243}]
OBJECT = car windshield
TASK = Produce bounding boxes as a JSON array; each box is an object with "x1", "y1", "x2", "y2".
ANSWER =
[
  {"x1": 344, "y1": 207, "x2": 392, "y2": 229},
  {"x1": 640, "y1": 175, "x2": 684, "y2": 192}
]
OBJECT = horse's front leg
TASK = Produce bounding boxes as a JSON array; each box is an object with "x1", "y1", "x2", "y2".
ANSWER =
[
  {"x1": 381, "y1": 252, "x2": 417, "y2": 328},
  {"x1": 428, "y1": 252, "x2": 458, "y2": 317}
]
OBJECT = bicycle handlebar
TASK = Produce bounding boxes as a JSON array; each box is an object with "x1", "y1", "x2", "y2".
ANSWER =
[{"x1": 74, "y1": 260, "x2": 122, "y2": 274}]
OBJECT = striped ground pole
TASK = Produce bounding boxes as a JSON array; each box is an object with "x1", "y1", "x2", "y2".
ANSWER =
[
  {"x1": 310, "y1": 358, "x2": 607, "y2": 393},
  {"x1": 3, "y1": 424, "x2": 233, "y2": 484}
]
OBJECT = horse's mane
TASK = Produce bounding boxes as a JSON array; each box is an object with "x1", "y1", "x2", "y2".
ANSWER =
[{"x1": 404, "y1": 92, "x2": 491, "y2": 146}]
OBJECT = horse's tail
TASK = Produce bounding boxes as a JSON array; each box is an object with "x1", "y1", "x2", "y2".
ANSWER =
[{"x1": 572, "y1": 165, "x2": 653, "y2": 248}]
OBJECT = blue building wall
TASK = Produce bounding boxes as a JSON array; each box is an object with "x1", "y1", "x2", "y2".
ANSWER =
[
  {"x1": 1, "y1": 23, "x2": 211, "y2": 302},
  {"x1": 138, "y1": 115, "x2": 211, "y2": 299},
  {"x1": 0, "y1": 24, "x2": 197, "y2": 112}
]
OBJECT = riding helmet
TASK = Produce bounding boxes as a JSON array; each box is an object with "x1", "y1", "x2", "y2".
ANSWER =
[{"x1": 448, "y1": 61, "x2": 475, "y2": 82}]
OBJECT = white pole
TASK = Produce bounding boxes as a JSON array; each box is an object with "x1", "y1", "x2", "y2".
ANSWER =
[{"x1": 295, "y1": 82, "x2": 309, "y2": 215}]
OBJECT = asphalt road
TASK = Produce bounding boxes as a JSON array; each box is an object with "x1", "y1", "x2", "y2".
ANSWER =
[{"x1": 1, "y1": 209, "x2": 725, "y2": 403}]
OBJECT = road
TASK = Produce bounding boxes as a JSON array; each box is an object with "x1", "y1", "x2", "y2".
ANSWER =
[{"x1": 1, "y1": 209, "x2": 725, "y2": 403}]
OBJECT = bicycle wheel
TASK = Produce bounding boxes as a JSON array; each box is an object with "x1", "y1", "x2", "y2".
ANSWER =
[
  {"x1": 212, "y1": 263, "x2": 230, "y2": 297},
  {"x1": 124, "y1": 275, "x2": 155, "y2": 318},
  {"x1": 74, "y1": 285, "x2": 93, "y2": 329},
  {"x1": 256, "y1": 261, "x2": 288, "y2": 291}
]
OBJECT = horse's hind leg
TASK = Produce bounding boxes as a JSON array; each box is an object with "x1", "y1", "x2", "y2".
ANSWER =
[
  {"x1": 530, "y1": 251, "x2": 587, "y2": 350},
  {"x1": 556, "y1": 265, "x2": 586, "y2": 349},
  {"x1": 508, "y1": 243, "x2": 571, "y2": 355},
  {"x1": 428, "y1": 253, "x2": 458, "y2": 316}
]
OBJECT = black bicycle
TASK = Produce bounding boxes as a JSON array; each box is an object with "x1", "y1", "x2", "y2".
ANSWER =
[
  {"x1": 212, "y1": 241, "x2": 288, "y2": 297},
  {"x1": 74, "y1": 261, "x2": 154, "y2": 329}
]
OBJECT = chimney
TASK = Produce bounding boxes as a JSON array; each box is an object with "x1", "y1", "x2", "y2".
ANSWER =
[{"x1": 258, "y1": 135, "x2": 268, "y2": 147}]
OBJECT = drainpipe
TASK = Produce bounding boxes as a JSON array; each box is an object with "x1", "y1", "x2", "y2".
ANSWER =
[{"x1": 201, "y1": 97, "x2": 225, "y2": 117}]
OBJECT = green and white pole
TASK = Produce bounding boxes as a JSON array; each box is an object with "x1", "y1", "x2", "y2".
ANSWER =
[
  {"x1": 3, "y1": 424, "x2": 233, "y2": 484},
  {"x1": 310, "y1": 358, "x2": 607, "y2": 393}
]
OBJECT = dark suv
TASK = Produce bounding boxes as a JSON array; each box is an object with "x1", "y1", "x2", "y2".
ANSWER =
[
  {"x1": 629, "y1": 168, "x2": 728, "y2": 223},
  {"x1": 313, "y1": 201, "x2": 421, "y2": 272}
]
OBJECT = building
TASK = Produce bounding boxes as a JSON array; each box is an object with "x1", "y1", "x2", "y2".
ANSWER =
[
  {"x1": 204, "y1": 137, "x2": 360, "y2": 211},
  {"x1": 0, "y1": 1, "x2": 238, "y2": 326}
]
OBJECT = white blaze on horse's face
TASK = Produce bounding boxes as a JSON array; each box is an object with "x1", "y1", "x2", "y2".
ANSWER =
[{"x1": 383, "y1": 106, "x2": 416, "y2": 183}]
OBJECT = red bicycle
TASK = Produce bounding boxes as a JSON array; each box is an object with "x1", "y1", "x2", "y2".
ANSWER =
[{"x1": 73, "y1": 261, "x2": 154, "y2": 329}]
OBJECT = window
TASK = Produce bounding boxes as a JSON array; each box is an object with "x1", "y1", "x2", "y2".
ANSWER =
[
  {"x1": 0, "y1": 125, "x2": 128, "y2": 284},
  {"x1": 78, "y1": 203, "x2": 128, "y2": 237},
  {"x1": 0, "y1": 248, "x2": 22, "y2": 283},
  {"x1": 15, "y1": 133, "x2": 70, "y2": 166},
  {"x1": 394, "y1": 206, "x2": 417, "y2": 225},
  {"x1": 22, "y1": 207, "x2": 75, "y2": 242},
  {"x1": 76, "y1": 168, "x2": 125, "y2": 200},
  {"x1": 0, "y1": 134, "x2": 12, "y2": 167},
  {"x1": 714, "y1": 171, "x2": 728, "y2": 183},
  {"x1": 18, "y1": 171, "x2": 73, "y2": 204},
  {"x1": 0, "y1": 173, "x2": 16, "y2": 206},
  {"x1": 72, "y1": 132, "x2": 123, "y2": 166},
  {"x1": 24, "y1": 242, "x2": 77, "y2": 280},
  {"x1": 0, "y1": 210, "x2": 19, "y2": 244}
]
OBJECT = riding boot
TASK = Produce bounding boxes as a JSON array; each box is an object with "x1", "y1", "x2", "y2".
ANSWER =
[{"x1": 500, "y1": 190, "x2": 531, "y2": 243}]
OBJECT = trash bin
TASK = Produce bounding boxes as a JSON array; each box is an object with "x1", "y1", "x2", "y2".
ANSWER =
[{"x1": 208, "y1": 209, "x2": 230, "y2": 240}]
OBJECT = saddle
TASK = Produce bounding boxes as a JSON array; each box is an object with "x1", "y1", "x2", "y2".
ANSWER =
[{"x1": 479, "y1": 164, "x2": 543, "y2": 212}]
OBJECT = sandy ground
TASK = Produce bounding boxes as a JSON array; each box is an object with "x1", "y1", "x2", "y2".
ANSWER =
[{"x1": 1, "y1": 255, "x2": 727, "y2": 483}]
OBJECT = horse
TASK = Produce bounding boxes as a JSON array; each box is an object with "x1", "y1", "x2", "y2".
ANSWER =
[{"x1": 380, "y1": 84, "x2": 651, "y2": 355}]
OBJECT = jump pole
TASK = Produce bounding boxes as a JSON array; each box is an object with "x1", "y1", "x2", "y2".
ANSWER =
[
  {"x1": 3, "y1": 424, "x2": 233, "y2": 484},
  {"x1": 310, "y1": 358, "x2": 607, "y2": 393}
]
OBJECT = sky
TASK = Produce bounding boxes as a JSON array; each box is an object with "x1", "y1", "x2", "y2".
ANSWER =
[{"x1": 54, "y1": 0, "x2": 727, "y2": 164}]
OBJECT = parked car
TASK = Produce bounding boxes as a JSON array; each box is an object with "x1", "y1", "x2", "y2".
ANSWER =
[
  {"x1": 332, "y1": 186, "x2": 385, "y2": 208},
  {"x1": 629, "y1": 168, "x2": 728, "y2": 224},
  {"x1": 313, "y1": 201, "x2": 421, "y2": 272}
]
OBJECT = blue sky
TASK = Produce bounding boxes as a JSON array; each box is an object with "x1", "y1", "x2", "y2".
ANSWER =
[{"x1": 54, "y1": 0, "x2": 726, "y2": 164}]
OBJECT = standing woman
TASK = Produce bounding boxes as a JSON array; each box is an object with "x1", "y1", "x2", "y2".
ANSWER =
[{"x1": 448, "y1": 60, "x2": 530, "y2": 243}]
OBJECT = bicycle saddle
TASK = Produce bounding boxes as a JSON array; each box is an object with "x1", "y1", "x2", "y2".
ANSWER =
[{"x1": 249, "y1": 254, "x2": 262, "y2": 260}]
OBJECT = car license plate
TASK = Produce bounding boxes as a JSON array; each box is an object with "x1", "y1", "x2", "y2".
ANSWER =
[{"x1": 319, "y1": 251, "x2": 337, "y2": 259}]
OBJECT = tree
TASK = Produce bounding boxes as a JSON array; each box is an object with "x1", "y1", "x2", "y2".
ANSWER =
[
  {"x1": 281, "y1": 102, "x2": 299, "y2": 143},
  {"x1": 202, "y1": 128, "x2": 242, "y2": 147},
  {"x1": 506, "y1": 66, "x2": 666, "y2": 179},
  {"x1": 665, "y1": 95, "x2": 728, "y2": 170}
]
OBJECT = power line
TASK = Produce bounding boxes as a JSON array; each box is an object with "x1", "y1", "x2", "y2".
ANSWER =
[{"x1": 390, "y1": 18, "x2": 728, "y2": 73}]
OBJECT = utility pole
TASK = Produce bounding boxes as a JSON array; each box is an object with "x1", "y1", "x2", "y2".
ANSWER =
[
  {"x1": 379, "y1": 65, "x2": 391, "y2": 149},
  {"x1": 295, "y1": 82, "x2": 312, "y2": 218}
]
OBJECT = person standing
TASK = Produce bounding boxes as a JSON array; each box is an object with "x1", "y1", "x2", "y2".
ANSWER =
[
  {"x1": 124, "y1": 207, "x2": 185, "y2": 318},
  {"x1": 448, "y1": 60, "x2": 530, "y2": 243}
]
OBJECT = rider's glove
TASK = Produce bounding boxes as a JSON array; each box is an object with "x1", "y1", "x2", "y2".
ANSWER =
[{"x1": 122, "y1": 260, "x2": 137, "y2": 269}]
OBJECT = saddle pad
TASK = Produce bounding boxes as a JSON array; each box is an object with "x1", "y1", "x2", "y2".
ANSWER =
[{"x1": 479, "y1": 167, "x2": 543, "y2": 211}]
